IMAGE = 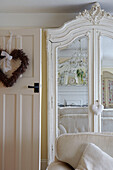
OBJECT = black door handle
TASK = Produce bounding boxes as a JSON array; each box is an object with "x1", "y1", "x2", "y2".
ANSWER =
[{"x1": 28, "y1": 83, "x2": 39, "y2": 93}]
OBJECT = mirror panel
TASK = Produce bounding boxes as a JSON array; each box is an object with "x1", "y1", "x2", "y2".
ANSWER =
[
  {"x1": 57, "y1": 36, "x2": 88, "y2": 135},
  {"x1": 100, "y1": 36, "x2": 113, "y2": 132}
]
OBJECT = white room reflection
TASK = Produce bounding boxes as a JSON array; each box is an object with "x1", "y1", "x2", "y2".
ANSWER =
[
  {"x1": 57, "y1": 36, "x2": 88, "y2": 135},
  {"x1": 101, "y1": 36, "x2": 113, "y2": 132},
  {"x1": 58, "y1": 36, "x2": 88, "y2": 107},
  {"x1": 101, "y1": 36, "x2": 113, "y2": 109}
]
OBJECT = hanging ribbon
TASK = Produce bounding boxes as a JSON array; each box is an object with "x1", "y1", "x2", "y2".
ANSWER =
[
  {"x1": 0, "y1": 33, "x2": 13, "y2": 73},
  {"x1": 6, "y1": 32, "x2": 13, "y2": 53},
  {"x1": 0, "y1": 51, "x2": 12, "y2": 73},
  {"x1": 2, "y1": 37, "x2": 5, "y2": 50}
]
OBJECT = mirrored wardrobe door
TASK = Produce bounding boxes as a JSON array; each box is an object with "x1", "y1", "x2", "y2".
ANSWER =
[
  {"x1": 100, "y1": 35, "x2": 113, "y2": 132},
  {"x1": 47, "y1": 31, "x2": 94, "y2": 163},
  {"x1": 57, "y1": 36, "x2": 89, "y2": 135}
]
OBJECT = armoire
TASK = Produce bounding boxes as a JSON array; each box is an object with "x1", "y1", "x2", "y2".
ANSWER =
[{"x1": 46, "y1": 3, "x2": 113, "y2": 164}]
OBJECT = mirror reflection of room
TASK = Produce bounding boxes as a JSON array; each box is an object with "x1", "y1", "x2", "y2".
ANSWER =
[
  {"x1": 101, "y1": 36, "x2": 113, "y2": 132},
  {"x1": 101, "y1": 36, "x2": 113, "y2": 109},
  {"x1": 58, "y1": 36, "x2": 88, "y2": 135},
  {"x1": 58, "y1": 36, "x2": 88, "y2": 107}
]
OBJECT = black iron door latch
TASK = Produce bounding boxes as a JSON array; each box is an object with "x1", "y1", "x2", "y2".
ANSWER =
[{"x1": 28, "y1": 83, "x2": 39, "y2": 93}]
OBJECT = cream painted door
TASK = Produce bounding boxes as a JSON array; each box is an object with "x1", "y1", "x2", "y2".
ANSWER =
[{"x1": 0, "y1": 28, "x2": 41, "y2": 170}]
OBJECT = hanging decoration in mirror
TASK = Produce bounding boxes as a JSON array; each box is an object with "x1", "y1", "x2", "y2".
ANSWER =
[
  {"x1": 58, "y1": 37, "x2": 88, "y2": 86},
  {"x1": 0, "y1": 49, "x2": 29, "y2": 87}
]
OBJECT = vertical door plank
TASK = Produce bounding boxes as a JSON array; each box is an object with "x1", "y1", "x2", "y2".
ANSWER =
[
  {"x1": 21, "y1": 94, "x2": 33, "y2": 170},
  {"x1": 4, "y1": 95, "x2": 16, "y2": 170},
  {"x1": 0, "y1": 95, "x2": 3, "y2": 170}
]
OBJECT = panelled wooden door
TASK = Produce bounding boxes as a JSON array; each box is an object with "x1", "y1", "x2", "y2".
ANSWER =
[{"x1": 0, "y1": 28, "x2": 41, "y2": 170}]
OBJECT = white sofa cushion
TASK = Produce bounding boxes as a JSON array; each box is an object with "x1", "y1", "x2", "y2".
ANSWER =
[
  {"x1": 47, "y1": 162, "x2": 73, "y2": 170},
  {"x1": 56, "y1": 133, "x2": 113, "y2": 169},
  {"x1": 76, "y1": 143, "x2": 113, "y2": 170}
]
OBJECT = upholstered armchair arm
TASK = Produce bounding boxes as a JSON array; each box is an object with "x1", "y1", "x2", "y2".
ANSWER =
[{"x1": 47, "y1": 161, "x2": 73, "y2": 170}]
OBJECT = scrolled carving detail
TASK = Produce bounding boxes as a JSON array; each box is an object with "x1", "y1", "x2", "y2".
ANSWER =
[{"x1": 76, "y1": 3, "x2": 112, "y2": 24}]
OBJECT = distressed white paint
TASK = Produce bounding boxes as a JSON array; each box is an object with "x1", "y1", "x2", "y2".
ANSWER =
[{"x1": 46, "y1": 3, "x2": 113, "y2": 164}]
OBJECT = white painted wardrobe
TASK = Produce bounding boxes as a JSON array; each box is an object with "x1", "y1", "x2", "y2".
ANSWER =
[{"x1": 46, "y1": 3, "x2": 113, "y2": 164}]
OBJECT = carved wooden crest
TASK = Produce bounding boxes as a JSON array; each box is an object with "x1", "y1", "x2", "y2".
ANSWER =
[{"x1": 76, "y1": 3, "x2": 112, "y2": 24}]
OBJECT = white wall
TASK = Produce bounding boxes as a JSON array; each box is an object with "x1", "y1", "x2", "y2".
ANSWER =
[{"x1": 0, "y1": 13, "x2": 75, "y2": 27}]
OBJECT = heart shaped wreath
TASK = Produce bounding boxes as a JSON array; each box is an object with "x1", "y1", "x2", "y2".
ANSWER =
[{"x1": 0, "y1": 49, "x2": 29, "y2": 87}]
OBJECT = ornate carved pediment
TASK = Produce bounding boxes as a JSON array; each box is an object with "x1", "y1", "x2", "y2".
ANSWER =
[{"x1": 76, "y1": 3, "x2": 112, "y2": 24}]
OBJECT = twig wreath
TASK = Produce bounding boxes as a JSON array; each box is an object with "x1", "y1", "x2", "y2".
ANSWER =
[{"x1": 0, "y1": 49, "x2": 29, "y2": 87}]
